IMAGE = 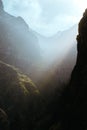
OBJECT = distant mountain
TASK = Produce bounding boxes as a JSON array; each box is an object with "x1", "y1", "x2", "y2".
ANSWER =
[
  {"x1": 36, "y1": 25, "x2": 78, "y2": 94},
  {"x1": 0, "y1": 1, "x2": 78, "y2": 84},
  {"x1": 0, "y1": 6, "x2": 41, "y2": 79},
  {"x1": 36, "y1": 25, "x2": 77, "y2": 65}
]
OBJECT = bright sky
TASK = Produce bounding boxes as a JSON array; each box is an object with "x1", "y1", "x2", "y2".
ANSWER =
[{"x1": 2, "y1": 0, "x2": 87, "y2": 36}]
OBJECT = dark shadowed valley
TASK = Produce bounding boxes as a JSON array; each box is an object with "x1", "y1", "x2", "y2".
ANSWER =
[{"x1": 0, "y1": 0, "x2": 87, "y2": 130}]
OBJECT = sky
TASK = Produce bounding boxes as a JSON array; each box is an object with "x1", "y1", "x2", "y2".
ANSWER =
[{"x1": 2, "y1": 0, "x2": 87, "y2": 36}]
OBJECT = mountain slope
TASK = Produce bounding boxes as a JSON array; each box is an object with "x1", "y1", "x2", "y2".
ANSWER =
[
  {"x1": 0, "y1": 60, "x2": 42, "y2": 129},
  {"x1": 0, "y1": 5, "x2": 41, "y2": 80}
]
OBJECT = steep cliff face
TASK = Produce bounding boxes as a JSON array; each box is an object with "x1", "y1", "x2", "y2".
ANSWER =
[
  {"x1": 54, "y1": 9, "x2": 87, "y2": 130},
  {"x1": 69, "y1": 9, "x2": 87, "y2": 103}
]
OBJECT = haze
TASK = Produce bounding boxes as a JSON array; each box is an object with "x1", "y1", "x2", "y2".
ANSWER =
[
  {"x1": 1, "y1": 0, "x2": 86, "y2": 83},
  {"x1": 3, "y1": 0, "x2": 87, "y2": 36}
]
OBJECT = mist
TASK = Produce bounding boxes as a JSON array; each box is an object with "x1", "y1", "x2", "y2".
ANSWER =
[
  {"x1": 0, "y1": 1, "x2": 87, "y2": 129},
  {"x1": 0, "y1": 0, "x2": 81, "y2": 91},
  {"x1": 1, "y1": 0, "x2": 85, "y2": 84},
  {"x1": 3, "y1": 0, "x2": 87, "y2": 36},
  {"x1": 1, "y1": 0, "x2": 79, "y2": 86}
]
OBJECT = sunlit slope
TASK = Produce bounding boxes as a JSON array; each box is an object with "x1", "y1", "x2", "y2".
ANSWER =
[{"x1": 0, "y1": 60, "x2": 45, "y2": 129}]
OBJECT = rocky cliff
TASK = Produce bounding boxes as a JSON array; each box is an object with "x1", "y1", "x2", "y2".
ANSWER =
[{"x1": 51, "y1": 9, "x2": 87, "y2": 130}]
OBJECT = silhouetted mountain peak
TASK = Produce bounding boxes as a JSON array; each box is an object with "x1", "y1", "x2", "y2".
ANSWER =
[
  {"x1": 57, "y1": 9, "x2": 87, "y2": 130},
  {"x1": 83, "y1": 8, "x2": 87, "y2": 17}
]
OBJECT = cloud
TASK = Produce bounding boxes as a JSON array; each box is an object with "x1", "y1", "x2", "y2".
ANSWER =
[
  {"x1": 2, "y1": 0, "x2": 87, "y2": 36},
  {"x1": 38, "y1": 0, "x2": 87, "y2": 23}
]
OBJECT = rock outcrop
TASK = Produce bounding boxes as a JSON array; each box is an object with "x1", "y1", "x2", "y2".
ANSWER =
[
  {"x1": 0, "y1": 60, "x2": 43, "y2": 130},
  {"x1": 55, "y1": 9, "x2": 87, "y2": 130}
]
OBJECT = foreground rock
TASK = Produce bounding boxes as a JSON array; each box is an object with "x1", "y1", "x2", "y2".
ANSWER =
[
  {"x1": 0, "y1": 108, "x2": 9, "y2": 130},
  {"x1": 0, "y1": 60, "x2": 44, "y2": 130}
]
